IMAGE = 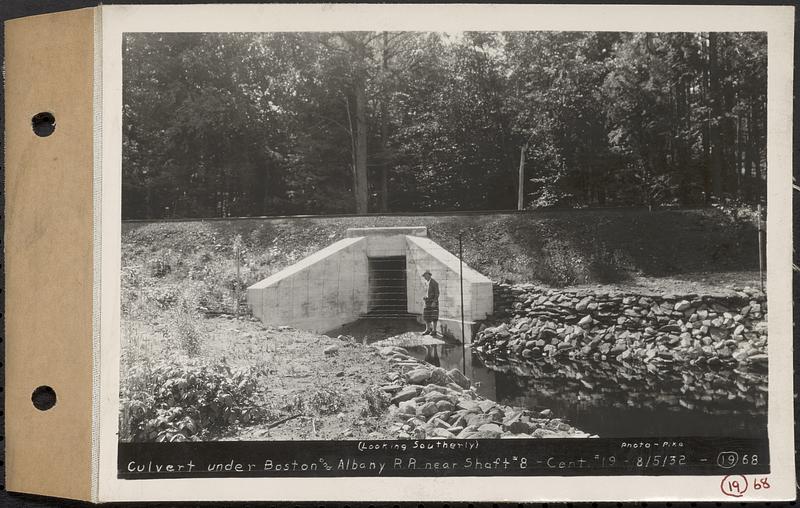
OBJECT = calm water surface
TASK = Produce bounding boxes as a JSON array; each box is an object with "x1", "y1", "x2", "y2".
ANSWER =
[{"x1": 330, "y1": 318, "x2": 768, "y2": 438}]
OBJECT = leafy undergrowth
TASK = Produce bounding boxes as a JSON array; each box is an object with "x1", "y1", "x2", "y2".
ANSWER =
[
  {"x1": 120, "y1": 315, "x2": 398, "y2": 441},
  {"x1": 120, "y1": 359, "x2": 268, "y2": 442}
]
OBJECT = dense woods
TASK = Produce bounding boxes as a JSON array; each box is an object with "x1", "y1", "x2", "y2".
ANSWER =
[{"x1": 122, "y1": 31, "x2": 766, "y2": 219}]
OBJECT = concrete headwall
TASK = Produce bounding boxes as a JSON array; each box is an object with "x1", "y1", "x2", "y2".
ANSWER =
[
  {"x1": 247, "y1": 227, "x2": 494, "y2": 342},
  {"x1": 246, "y1": 236, "x2": 368, "y2": 332}
]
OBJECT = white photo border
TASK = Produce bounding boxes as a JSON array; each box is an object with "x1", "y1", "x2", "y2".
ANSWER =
[{"x1": 97, "y1": 3, "x2": 795, "y2": 502}]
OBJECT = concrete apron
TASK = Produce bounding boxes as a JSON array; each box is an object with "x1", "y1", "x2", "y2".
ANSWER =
[{"x1": 246, "y1": 226, "x2": 493, "y2": 344}]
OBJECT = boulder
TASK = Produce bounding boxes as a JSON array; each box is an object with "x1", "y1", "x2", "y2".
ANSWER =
[
  {"x1": 457, "y1": 400, "x2": 480, "y2": 411},
  {"x1": 418, "y1": 402, "x2": 438, "y2": 418},
  {"x1": 406, "y1": 368, "x2": 432, "y2": 385},
  {"x1": 446, "y1": 382, "x2": 464, "y2": 393},
  {"x1": 432, "y1": 428, "x2": 456, "y2": 439},
  {"x1": 610, "y1": 343, "x2": 627, "y2": 355},
  {"x1": 398, "y1": 400, "x2": 417, "y2": 416},
  {"x1": 505, "y1": 420, "x2": 533, "y2": 434},
  {"x1": 447, "y1": 368, "x2": 471, "y2": 389},
  {"x1": 424, "y1": 392, "x2": 450, "y2": 403},
  {"x1": 478, "y1": 400, "x2": 497, "y2": 413},
  {"x1": 465, "y1": 413, "x2": 493, "y2": 427},
  {"x1": 539, "y1": 328, "x2": 558, "y2": 340},
  {"x1": 575, "y1": 297, "x2": 592, "y2": 312},
  {"x1": 380, "y1": 384, "x2": 403, "y2": 393},
  {"x1": 436, "y1": 400, "x2": 455, "y2": 412},
  {"x1": 323, "y1": 345, "x2": 339, "y2": 355},
  {"x1": 391, "y1": 386, "x2": 420, "y2": 404},
  {"x1": 429, "y1": 367, "x2": 450, "y2": 386},
  {"x1": 476, "y1": 423, "x2": 503, "y2": 437}
]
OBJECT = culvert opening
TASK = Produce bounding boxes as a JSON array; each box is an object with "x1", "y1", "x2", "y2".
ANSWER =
[{"x1": 367, "y1": 256, "x2": 408, "y2": 317}]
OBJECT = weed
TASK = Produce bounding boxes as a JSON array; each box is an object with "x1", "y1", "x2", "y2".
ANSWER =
[
  {"x1": 147, "y1": 250, "x2": 173, "y2": 278},
  {"x1": 307, "y1": 387, "x2": 347, "y2": 415},
  {"x1": 361, "y1": 385, "x2": 391, "y2": 417},
  {"x1": 169, "y1": 293, "x2": 204, "y2": 356},
  {"x1": 283, "y1": 393, "x2": 306, "y2": 414},
  {"x1": 539, "y1": 239, "x2": 589, "y2": 286}
]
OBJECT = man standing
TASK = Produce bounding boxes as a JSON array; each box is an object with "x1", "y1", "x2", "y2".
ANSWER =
[{"x1": 421, "y1": 270, "x2": 439, "y2": 336}]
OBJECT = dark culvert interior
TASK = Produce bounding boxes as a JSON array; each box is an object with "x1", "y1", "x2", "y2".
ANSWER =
[{"x1": 366, "y1": 256, "x2": 408, "y2": 317}]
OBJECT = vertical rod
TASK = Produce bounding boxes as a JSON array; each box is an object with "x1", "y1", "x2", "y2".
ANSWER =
[
  {"x1": 459, "y1": 234, "x2": 466, "y2": 374},
  {"x1": 234, "y1": 243, "x2": 240, "y2": 318},
  {"x1": 757, "y1": 203, "x2": 764, "y2": 292},
  {"x1": 517, "y1": 144, "x2": 526, "y2": 210}
]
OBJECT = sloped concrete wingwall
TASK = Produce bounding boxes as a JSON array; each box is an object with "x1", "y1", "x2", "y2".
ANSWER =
[
  {"x1": 247, "y1": 228, "x2": 494, "y2": 342},
  {"x1": 405, "y1": 235, "x2": 493, "y2": 341},
  {"x1": 246, "y1": 236, "x2": 368, "y2": 332}
]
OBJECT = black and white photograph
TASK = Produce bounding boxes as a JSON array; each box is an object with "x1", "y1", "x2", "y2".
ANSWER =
[{"x1": 117, "y1": 27, "x2": 771, "y2": 450}]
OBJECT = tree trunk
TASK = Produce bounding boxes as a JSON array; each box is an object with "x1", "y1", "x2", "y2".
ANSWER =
[
  {"x1": 736, "y1": 112, "x2": 743, "y2": 197},
  {"x1": 354, "y1": 78, "x2": 369, "y2": 214},
  {"x1": 751, "y1": 100, "x2": 765, "y2": 201},
  {"x1": 744, "y1": 105, "x2": 754, "y2": 201},
  {"x1": 674, "y1": 69, "x2": 689, "y2": 204},
  {"x1": 708, "y1": 32, "x2": 724, "y2": 200},
  {"x1": 378, "y1": 32, "x2": 390, "y2": 213},
  {"x1": 721, "y1": 49, "x2": 738, "y2": 197},
  {"x1": 700, "y1": 34, "x2": 712, "y2": 204},
  {"x1": 378, "y1": 109, "x2": 389, "y2": 213}
]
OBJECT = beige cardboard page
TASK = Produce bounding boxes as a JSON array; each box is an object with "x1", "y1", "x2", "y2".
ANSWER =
[{"x1": 5, "y1": 7, "x2": 96, "y2": 502}]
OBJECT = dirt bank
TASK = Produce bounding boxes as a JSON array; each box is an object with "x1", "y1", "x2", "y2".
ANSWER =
[{"x1": 122, "y1": 208, "x2": 760, "y2": 294}]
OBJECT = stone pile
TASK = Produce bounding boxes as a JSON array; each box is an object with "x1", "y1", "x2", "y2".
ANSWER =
[
  {"x1": 492, "y1": 283, "x2": 521, "y2": 314},
  {"x1": 475, "y1": 284, "x2": 767, "y2": 368},
  {"x1": 373, "y1": 345, "x2": 591, "y2": 439}
]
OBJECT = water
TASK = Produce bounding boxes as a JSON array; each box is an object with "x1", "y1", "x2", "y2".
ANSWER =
[{"x1": 330, "y1": 319, "x2": 768, "y2": 438}]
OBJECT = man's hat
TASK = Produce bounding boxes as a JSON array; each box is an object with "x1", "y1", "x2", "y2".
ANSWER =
[{"x1": 422, "y1": 270, "x2": 432, "y2": 277}]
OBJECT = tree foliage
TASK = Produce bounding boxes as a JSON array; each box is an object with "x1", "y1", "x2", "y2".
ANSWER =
[{"x1": 122, "y1": 31, "x2": 766, "y2": 219}]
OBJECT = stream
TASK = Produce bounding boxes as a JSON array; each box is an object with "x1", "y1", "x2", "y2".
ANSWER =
[{"x1": 328, "y1": 318, "x2": 768, "y2": 438}]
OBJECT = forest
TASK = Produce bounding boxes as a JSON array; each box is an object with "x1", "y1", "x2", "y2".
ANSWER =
[{"x1": 122, "y1": 31, "x2": 767, "y2": 219}]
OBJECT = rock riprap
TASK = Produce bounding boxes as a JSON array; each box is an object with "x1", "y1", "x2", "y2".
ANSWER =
[
  {"x1": 478, "y1": 284, "x2": 767, "y2": 368},
  {"x1": 373, "y1": 345, "x2": 591, "y2": 439}
]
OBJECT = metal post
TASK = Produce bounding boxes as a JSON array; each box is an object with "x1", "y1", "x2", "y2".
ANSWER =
[
  {"x1": 757, "y1": 203, "x2": 764, "y2": 292},
  {"x1": 517, "y1": 144, "x2": 526, "y2": 211},
  {"x1": 459, "y1": 234, "x2": 466, "y2": 374},
  {"x1": 235, "y1": 243, "x2": 241, "y2": 318}
]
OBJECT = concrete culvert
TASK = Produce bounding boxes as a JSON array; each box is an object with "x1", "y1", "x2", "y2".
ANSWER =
[{"x1": 246, "y1": 227, "x2": 493, "y2": 343}]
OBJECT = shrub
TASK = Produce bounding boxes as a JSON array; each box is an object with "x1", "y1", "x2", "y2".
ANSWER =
[
  {"x1": 361, "y1": 385, "x2": 391, "y2": 417},
  {"x1": 143, "y1": 284, "x2": 182, "y2": 311},
  {"x1": 539, "y1": 239, "x2": 589, "y2": 286},
  {"x1": 167, "y1": 292, "x2": 205, "y2": 356},
  {"x1": 120, "y1": 359, "x2": 268, "y2": 442},
  {"x1": 588, "y1": 242, "x2": 632, "y2": 283},
  {"x1": 307, "y1": 387, "x2": 347, "y2": 415},
  {"x1": 147, "y1": 256, "x2": 172, "y2": 278}
]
